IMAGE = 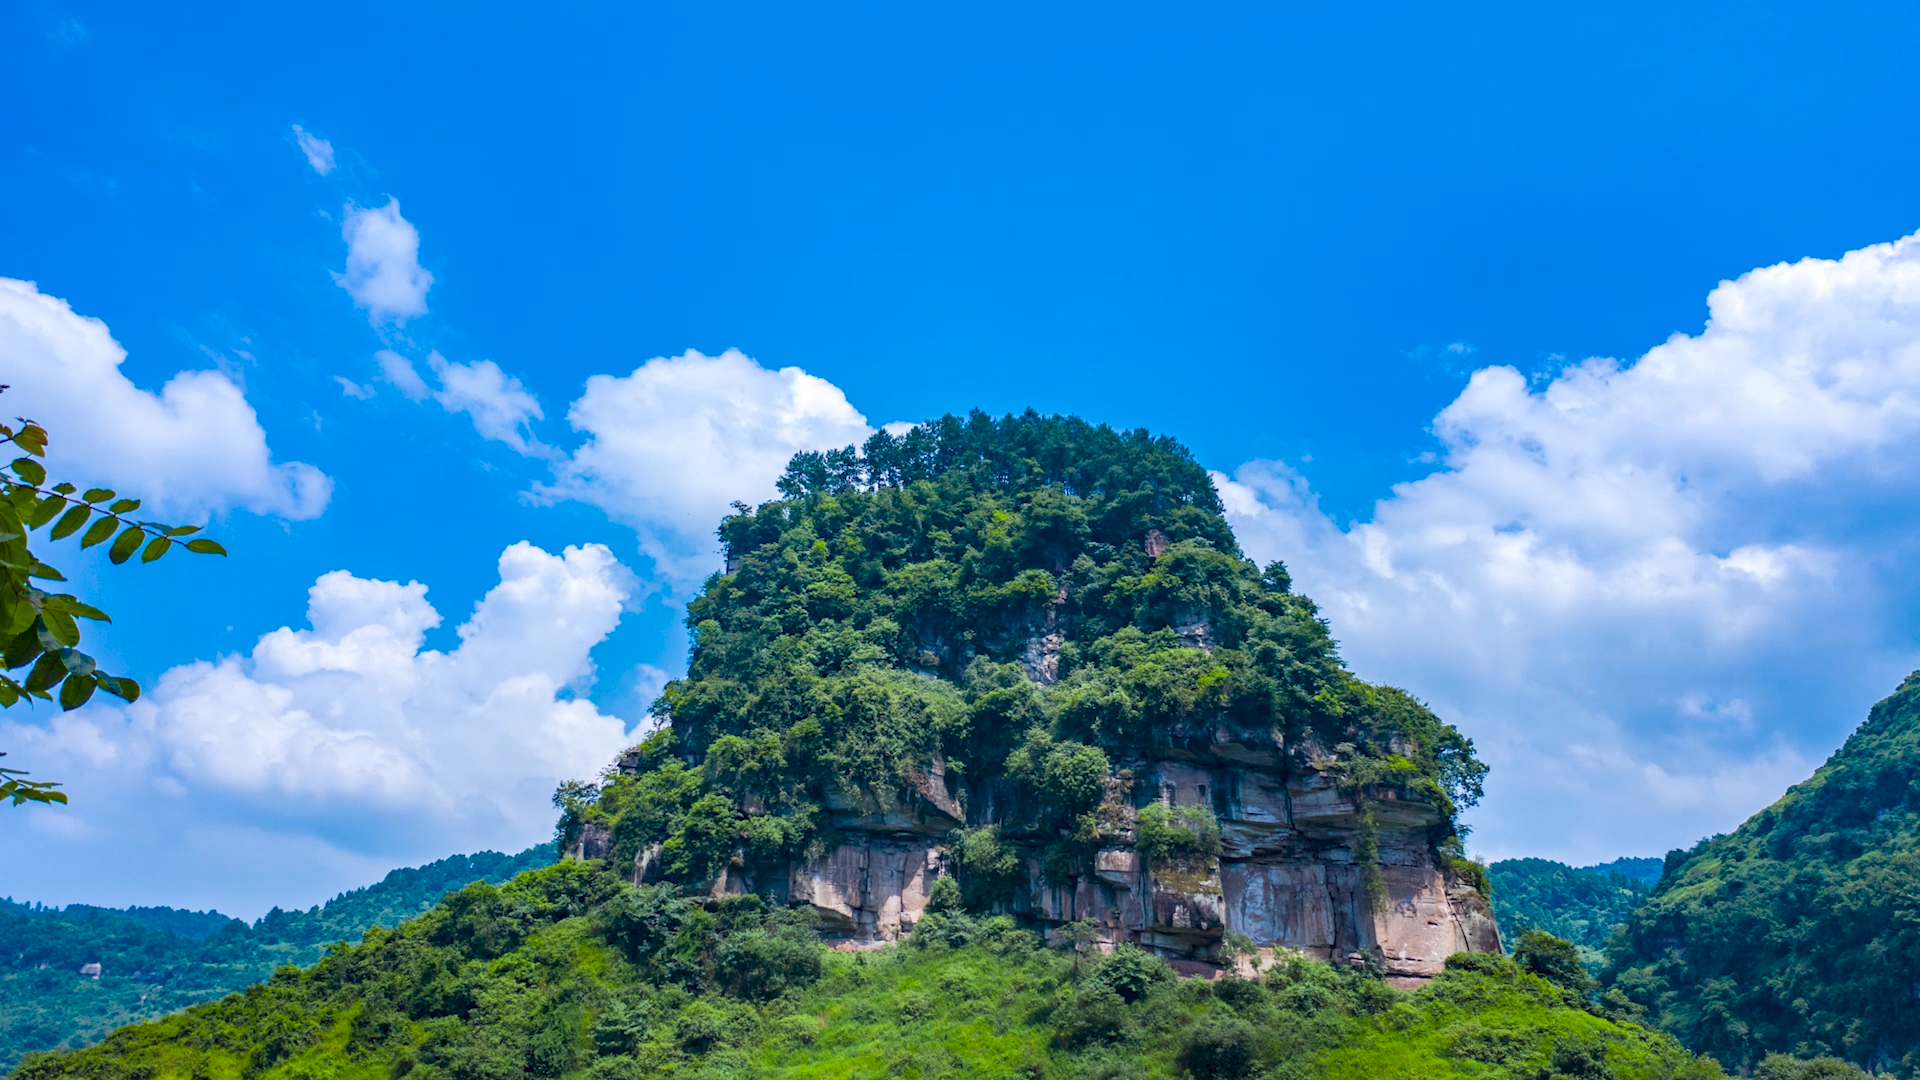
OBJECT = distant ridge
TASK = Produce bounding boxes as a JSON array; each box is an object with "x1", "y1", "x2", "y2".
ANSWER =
[
  {"x1": 0, "y1": 845, "x2": 554, "y2": 1069},
  {"x1": 1579, "y1": 856, "x2": 1663, "y2": 884},
  {"x1": 1488, "y1": 857, "x2": 1654, "y2": 956}
]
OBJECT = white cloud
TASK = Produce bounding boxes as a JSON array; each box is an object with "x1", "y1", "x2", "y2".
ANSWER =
[
  {"x1": 542, "y1": 348, "x2": 874, "y2": 586},
  {"x1": 1219, "y1": 229, "x2": 1920, "y2": 863},
  {"x1": 333, "y1": 199, "x2": 432, "y2": 325},
  {"x1": 291, "y1": 124, "x2": 334, "y2": 176},
  {"x1": 372, "y1": 349, "x2": 546, "y2": 453},
  {"x1": 375, "y1": 348, "x2": 431, "y2": 400},
  {"x1": 0, "y1": 278, "x2": 330, "y2": 520},
  {"x1": 0, "y1": 542, "x2": 636, "y2": 916},
  {"x1": 428, "y1": 353, "x2": 544, "y2": 453}
]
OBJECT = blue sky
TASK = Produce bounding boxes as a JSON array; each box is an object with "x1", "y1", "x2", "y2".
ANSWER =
[{"x1": 6, "y1": 0, "x2": 1920, "y2": 917}]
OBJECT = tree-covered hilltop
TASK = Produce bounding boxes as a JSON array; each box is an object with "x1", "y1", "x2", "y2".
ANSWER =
[
  {"x1": 12, "y1": 861, "x2": 1726, "y2": 1080},
  {"x1": 565, "y1": 411, "x2": 1487, "y2": 901},
  {"x1": 0, "y1": 847, "x2": 551, "y2": 1070},
  {"x1": 1488, "y1": 859, "x2": 1653, "y2": 960},
  {"x1": 1605, "y1": 671, "x2": 1920, "y2": 1077}
]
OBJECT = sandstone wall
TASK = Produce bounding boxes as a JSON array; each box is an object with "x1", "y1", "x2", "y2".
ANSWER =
[{"x1": 693, "y1": 757, "x2": 1501, "y2": 978}]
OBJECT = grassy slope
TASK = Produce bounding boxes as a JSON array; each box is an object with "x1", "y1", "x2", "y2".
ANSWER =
[{"x1": 11, "y1": 864, "x2": 1721, "y2": 1080}]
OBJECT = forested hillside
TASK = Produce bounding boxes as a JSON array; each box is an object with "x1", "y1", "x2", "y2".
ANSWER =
[
  {"x1": 1, "y1": 847, "x2": 551, "y2": 1069},
  {"x1": 1606, "y1": 671, "x2": 1920, "y2": 1076},
  {"x1": 13, "y1": 862, "x2": 1724, "y2": 1080},
  {"x1": 1488, "y1": 860, "x2": 1653, "y2": 959}
]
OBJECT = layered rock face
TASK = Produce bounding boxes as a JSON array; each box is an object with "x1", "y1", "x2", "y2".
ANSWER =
[{"x1": 584, "y1": 748, "x2": 1499, "y2": 980}]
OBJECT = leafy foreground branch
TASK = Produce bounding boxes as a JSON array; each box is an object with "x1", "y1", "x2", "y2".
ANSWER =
[
  {"x1": 0, "y1": 415, "x2": 224, "y2": 806},
  {"x1": 12, "y1": 861, "x2": 1724, "y2": 1080}
]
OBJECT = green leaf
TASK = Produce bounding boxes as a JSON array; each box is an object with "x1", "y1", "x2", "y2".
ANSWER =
[
  {"x1": 80, "y1": 516, "x2": 116, "y2": 549},
  {"x1": 13, "y1": 426, "x2": 47, "y2": 456},
  {"x1": 108, "y1": 498, "x2": 141, "y2": 514},
  {"x1": 81, "y1": 488, "x2": 114, "y2": 504},
  {"x1": 2, "y1": 629, "x2": 41, "y2": 671},
  {"x1": 49, "y1": 505, "x2": 89, "y2": 541},
  {"x1": 9, "y1": 458, "x2": 45, "y2": 485},
  {"x1": 23, "y1": 651, "x2": 65, "y2": 695},
  {"x1": 0, "y1": 679, "x2": 18, "y2": 707},
  {"x1": 29, "y1": 561, "x2": 66, "y2": 581},
  {"x1": 43, "y1": 596, "x2": 110, "y2": 622},
  {"x1": 184, "y1": 538, "x2": 229, "y2": 556},
  {"x1": 108, "y1": 525, "x2": 144, "y2": 565},
  {"x1": 165, "y1": 525, "x2": 202, "y2": 537},
  {"x1": 3, "y1": 599, "x2": 36, "y2": 638},
  {"x1": 41, "y1": 607, "x2": 79, "y2": 647},
  {"x1": 28, "y1": 497, "x2": 63, "y2": 530},
  {"x1": 59, "y1": 671, "x2": 96, "y2": 710},
  {"x1": 98, "y1": 674, "x2": 140, "y2": 704},
  {"x1": 140, "y1": 536, "x2": 172, "y2": 563},
  {"x1": 51, "y1": 482, "x2": 75, "y2": 496}
]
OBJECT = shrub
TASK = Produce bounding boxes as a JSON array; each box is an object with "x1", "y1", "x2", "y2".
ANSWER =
[
  {"x1": 1135, "y1": 803, "x2": 1221, "y2": 863},
  {"x1": 1006, "y1": 730, "x2": 1111, "y2": 821},
  {"x1": 949, "y1": 825, "x2": 1024, "y2": 910},
  {"x1": 1086, "y1": 945, "x2": 1171, "y2": 1004},
  {"x1": 1176, "y1": 1016, "x2": 1259, "y2": 1079},
  {"x1": 1443, "y1": 950, "x2": 1516, "y2": 977},
  {"x1": 1055, "y1": 985, "x2": 1128, "y2": 1047},
  {"x1": 713, "y1": 928, "x2": 823, "y2": 1001},
  {"x1": 663, "y1": 794, "x2": 739, "y2": 881},
  {"x1": 925, "y1": 874, "x2": 963, "y2": 914},
  {"x1": 596, "y1": 885, "x2": 690, "y2": 966},
  {"x1": 1753, "y1": 1055, "x2": 1873, "y2": 1080},
  {"x1": 1512, "y1": 929, "x2": 1595, "y2": 998},
  {"x1": 590, "y1": 1001, "x2": 647, "y2": 1057},
  {"x1": 1547, "y1": 1033, "x2": 1612, "y2": 1079}
]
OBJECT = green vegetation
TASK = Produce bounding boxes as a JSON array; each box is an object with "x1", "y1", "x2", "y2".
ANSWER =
[
  {"x1": 12, "y1": 861, "x2": 1724, "y2": 1079},
  {"x1": 1488, "y1": 859, "x2": 1654, "y2": 960},
  {"x1": 569, "y1": 411, "x2": 1486, "y2": 897},
  {"x1": 0, "y1": 411, "x2": 226, "y2": 806},
  {"x1": 4, "y1": 413, "x2": 1738, "y2": 1079},
  {"x1": 0, "y1": 848, "x2": 551, "y2": 1070},
  {"x1": 1605, "y1": 671, "x2": 1920, "y2": 1076}
]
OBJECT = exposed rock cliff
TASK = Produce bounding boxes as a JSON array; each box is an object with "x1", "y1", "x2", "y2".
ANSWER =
[{"x1": 581, "y1": 748, "x2": 1496, "y2": 979}]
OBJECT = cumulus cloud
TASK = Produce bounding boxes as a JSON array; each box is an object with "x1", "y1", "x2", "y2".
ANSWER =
[
  {"x1": 542, "y1": 349, "x2": 874, "y2": 586},
  {"x1": 0, "y1": 278, "x2": 330, "y2": 519},
  {"x1": 1219, "y1": 230, "x2": 1920, "y2": 863},
  {"x1": 373, "y1": 349, "x2": 545, "y2": 453},
  {"x1": 333, "y1": 199, "x2": 432, "y2": 325},
  {"x1": 291, "y1": 124, "x2": 334, "y2": 175},
  {"x1": 0, "y1": 542, "x2": 636, "y2": 915},
  {"x1": 427, "y1": 354, "x2": 544, "y2": 453}
]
